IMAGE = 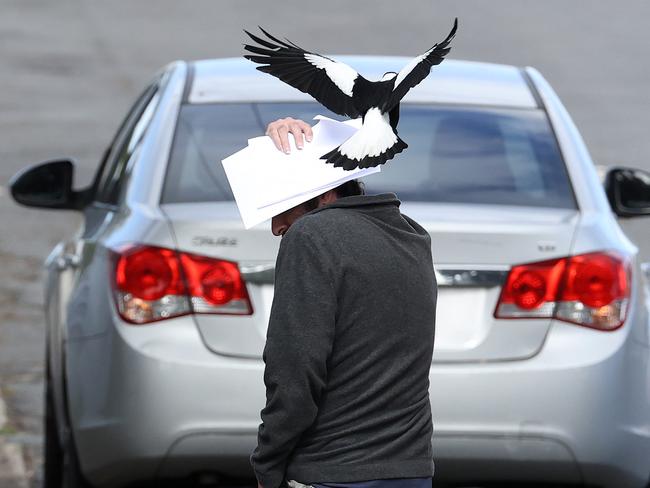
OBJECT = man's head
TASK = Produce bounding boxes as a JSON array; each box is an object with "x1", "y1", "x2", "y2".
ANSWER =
[{"x1": 271, "y1": 179, "x2": 364, "y2": 236}]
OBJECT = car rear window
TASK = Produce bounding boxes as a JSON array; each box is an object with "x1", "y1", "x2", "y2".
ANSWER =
[{"x1": 162, "y1": 102, "x2": 576, "y2": 209}]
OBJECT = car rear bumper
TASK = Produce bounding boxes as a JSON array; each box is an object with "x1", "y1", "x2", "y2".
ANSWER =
[
  {"x1": 430, "y1": 318, "x2": 650, "y2": 488},
  {"x1": 70, "y1": 312, "x2": 650, "y2": 488},
  {"x1": 69, "y1": 313, "x2": 265, "y2": 487}
]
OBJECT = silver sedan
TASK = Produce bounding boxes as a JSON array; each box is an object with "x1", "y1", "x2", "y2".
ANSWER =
[{"x1": 10, "y1": 56, "x2": 650, "y2": 488}]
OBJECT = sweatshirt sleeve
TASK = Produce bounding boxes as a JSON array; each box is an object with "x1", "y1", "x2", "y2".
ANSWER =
[{"x1": 250, "y1": 226, "x2": 337, "y2": 488}]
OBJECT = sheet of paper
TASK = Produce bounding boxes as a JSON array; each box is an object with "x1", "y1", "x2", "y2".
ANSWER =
[{"x1": 222, "y1": 116, "x2": 379, "y2": 229}]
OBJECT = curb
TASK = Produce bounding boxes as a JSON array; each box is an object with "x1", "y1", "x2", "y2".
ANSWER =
[{"x1": 0, "y1": 391, "x2": 29, "y2": 487}]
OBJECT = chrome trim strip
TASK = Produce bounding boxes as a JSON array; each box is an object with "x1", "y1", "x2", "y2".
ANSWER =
[
  {"x1": 435, "y1": 268, "x2": 509, "y2": 287},
  {"x1": 240, "y1": 263, "x2": 275, "y2": 285},
  {"x1": 239, "y1": 262, "x2": 509, "y2": 288}
]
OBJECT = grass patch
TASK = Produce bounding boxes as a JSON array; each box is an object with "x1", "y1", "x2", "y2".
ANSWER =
[{"x1": 0, "y1": 424, "x2": 18, "y2": 435}]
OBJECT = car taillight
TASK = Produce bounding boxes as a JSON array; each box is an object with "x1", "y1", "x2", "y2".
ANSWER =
[
  {"x1": 179, "y1": 253, "x2": 253, "y2": 314},
  {"x1": 111, "y1": 244, "x2": 253, "y2": 324},
  {"x1": 494, "y1": 251, "x2": 630, "y2": 330}
]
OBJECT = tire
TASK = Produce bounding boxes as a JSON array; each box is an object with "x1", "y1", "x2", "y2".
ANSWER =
[
  {"x1": 44, "y1": 359, "x2": 64, "y2": 488},
  {"x1": 61, "y1": 433, "x2": 91, "y2": 488},
  {"x1": 44, "y1": 353, "x2": 91, "y2": 488}
]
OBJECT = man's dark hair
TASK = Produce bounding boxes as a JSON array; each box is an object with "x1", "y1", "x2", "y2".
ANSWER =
[
  {"x1": 302, "y1": 179, "x2": 365, "y2": 212},
  {"x1": 334, "y1": 179, "x2": 365, "y2": 198}
]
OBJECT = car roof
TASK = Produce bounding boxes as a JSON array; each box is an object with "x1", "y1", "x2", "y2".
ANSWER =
[{"x1": 188, "y1": 56, "x2": 538, "y2": 108}]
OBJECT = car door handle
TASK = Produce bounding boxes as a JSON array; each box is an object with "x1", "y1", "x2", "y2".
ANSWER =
[{"x1": 55, "y1": 253, "x2": 80, "y2": 271}]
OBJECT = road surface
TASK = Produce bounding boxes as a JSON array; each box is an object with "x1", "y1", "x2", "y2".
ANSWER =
[{"x1": 1, "y1": 1, "x2": 649, "y2": 485}]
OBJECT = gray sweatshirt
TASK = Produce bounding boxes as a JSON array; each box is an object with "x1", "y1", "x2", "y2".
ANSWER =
[{"x1": 250, "y1": 193, "x2": 437, "y2": 488}]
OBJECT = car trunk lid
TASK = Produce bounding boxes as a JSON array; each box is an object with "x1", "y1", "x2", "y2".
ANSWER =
[{"x1": 162, "y1": 201, "x2": 579, "y2": 362}]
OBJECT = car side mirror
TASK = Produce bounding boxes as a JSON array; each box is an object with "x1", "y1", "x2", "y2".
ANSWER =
[
  {"x1": 604, "y1": 166, "x2": 650, "y2": 218},
  {"x1": 9, "y1": 159, "x2": 89, "y2": 210}
]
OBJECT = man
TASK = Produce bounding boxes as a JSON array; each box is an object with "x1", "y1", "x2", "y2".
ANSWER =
[{"x1": 251, "y1": 117, "x2": 438, "y2": 488}]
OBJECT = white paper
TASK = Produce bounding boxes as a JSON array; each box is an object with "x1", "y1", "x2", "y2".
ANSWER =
[{"x1": 222, "y1": 116, "x2": 379, "y2": 229}]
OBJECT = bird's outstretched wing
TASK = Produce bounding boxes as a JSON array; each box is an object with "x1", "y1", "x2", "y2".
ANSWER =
[
  {"x1": 383, "y1": 18, "x2": 458, "y2": 112},
  {"x1": 244, "y1": 28, "x2": 363, "y2": 118}
]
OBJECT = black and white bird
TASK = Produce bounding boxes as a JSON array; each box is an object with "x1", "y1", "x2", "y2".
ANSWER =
[{"x1": 243, "y1": 18, "x2": 458, "y2": 170}]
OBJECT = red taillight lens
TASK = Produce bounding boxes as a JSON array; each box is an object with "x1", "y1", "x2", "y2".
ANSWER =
[
  {"x1": 179, "y1": 252, "x2": 253, "y2": 314},
  {"x1": 560, "y1": 253, "x2": 628, "y2": 308},
  {"x1": 503, "y1": 258, "x2": 566, "y2": 311},
  {"x1": 115, "y1": 247, "x2": 184, "y2": 300},
  {"x1": 111, "y1": 245, "x2": 253, "y2": 324},
  {"x1": 495, "y1": 251, "x2": 631, "y2": 330},
  {"x1": 510, "y1": 270, "x2": 546, "y2": 309}
]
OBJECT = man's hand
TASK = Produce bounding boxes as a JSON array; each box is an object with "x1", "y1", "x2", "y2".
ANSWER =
[
  {"x1": 257, "y1": 482, "x2": 264, "y2": 488},
  {"x1": 266, "y1": 117, "x2": 313, "y2": 154}
]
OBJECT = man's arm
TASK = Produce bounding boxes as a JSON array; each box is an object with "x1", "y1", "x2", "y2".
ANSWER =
[{"x1": 251, "y1": 227, "x2": 337, "y2": 488}]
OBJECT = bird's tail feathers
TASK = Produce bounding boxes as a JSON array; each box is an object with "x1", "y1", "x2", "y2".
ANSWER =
[
  {"x1": 321, "y1": 136, "x2": 407, "y2": 170},
  {"x1": 320, "y1": 108, "x2": 408, "y2": 170}
]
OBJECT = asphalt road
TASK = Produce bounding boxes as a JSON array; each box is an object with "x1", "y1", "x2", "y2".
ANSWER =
[{"x1": 1, "y1": 1, "x2": 649, "y2": 486}]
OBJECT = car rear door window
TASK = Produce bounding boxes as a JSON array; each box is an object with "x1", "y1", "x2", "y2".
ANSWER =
[{"x1": 94, "y1": 82, "x2": 161, "y2": 206}]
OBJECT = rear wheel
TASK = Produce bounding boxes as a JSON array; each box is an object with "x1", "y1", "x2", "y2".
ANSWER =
[
  {"x1": 44, "y1": 359, "x2": 63, "y2": 487},
  {"x1": 61, "y1": 433, "x2": 90, "y2": 488},
  {"x1": 44, "y1": 354, "x2": 91, "y2": 488}
]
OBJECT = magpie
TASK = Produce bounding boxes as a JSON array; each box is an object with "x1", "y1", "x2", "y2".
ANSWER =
[{"x1": 243, "y1": 18, "x2": 458, "y2": 170}]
